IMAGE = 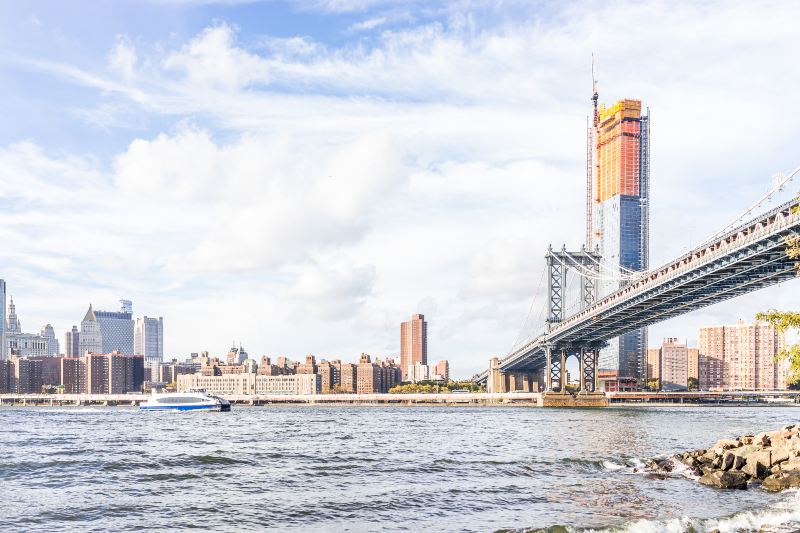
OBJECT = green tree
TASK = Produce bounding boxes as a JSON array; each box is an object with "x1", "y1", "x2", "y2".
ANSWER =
[
  {"x1": 646, "y1": 378, "x2": 660, "y2": 391},
  {"x1": 687, "y1": 377, "x2": 699, "y2": 391},
  {"x1": 756, "y1": 310, "x2": 800, "y2": 387}
]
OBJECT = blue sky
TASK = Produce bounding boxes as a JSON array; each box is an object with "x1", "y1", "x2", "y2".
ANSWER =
[{"x1": 1, "y1": 0, "x2": 798, "y2": 376}]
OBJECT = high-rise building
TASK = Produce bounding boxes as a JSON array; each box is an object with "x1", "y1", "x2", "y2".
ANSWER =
[
  {"x1": 435, "y1": 360, "x2": 450, "y2": 381},
  {"x1": 400, "y1": 313, "x2": 427, "y2": 381},
  {"x1": 134, "y1": 316, "x2": 164, "y2": 363},
  {"x1": 0, "y1": 279, "x2": 6, "y2": 360},
  {"x1": 647, "y1": 338, "x2": 693, "y2": 391},
  {"x1": 5, "y1": 298, "x2": 50, "y2": 357},
  {"x1": 79, "y1": 304, "x2": 103, "y2": 355},
  {"x1": 64, "y1": 326, "x2": 80, "y2": 357},
  {"x1": 95, "y1": 300, "x2": 134, "y2": 354},
  {"x1": 588, "y1": 88, "x2": 650, "y2": 382},
  {"x1": 698, "y1": 320, "x2": 788, "y2": 391},
  {"x1": 40, "y1": 324, "x2": 59, "y2": 356}
]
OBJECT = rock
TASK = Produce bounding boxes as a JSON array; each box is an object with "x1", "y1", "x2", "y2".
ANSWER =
[
  {"x1": 732, "y1": 455, "x2": 746, "y2": 470},
  {"x1": 771, "y1": 446, "x2": 790, "y2": 465},
  {"x1": 743, "y1": 450, "x2": 772, "y2": 479},
  {"x1": 742, "y1": 435, "x2": 754, "y2": 445},
  {"x1": 780, "y1": 458, "x2": 800, "y2": 472},
  {"x1": 721, "y1": 451, "x2": 735, "y2": 471},
  {"x1": 732, "y1": 444, "x2": 757, "y2": 459},
  {"x1": 754, "y1": 432, "x2": 771, "y2": 447},
  {"x1": 714, "y1": 438, "x2": 742, "y2": 451},
  {"x1": 711, "y1": 456, "x2": 722, "y2": 469},
  {"x1": 762, "y1": 471, "x2": 800, "y2": 492},
  {"x1": 699, "y1": 470, "x2": 749, "y2": 490}
]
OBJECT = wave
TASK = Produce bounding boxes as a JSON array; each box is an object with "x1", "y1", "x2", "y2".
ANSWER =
[{"x1": 548, "y1": 489, "x2": 800, "y2": 533}]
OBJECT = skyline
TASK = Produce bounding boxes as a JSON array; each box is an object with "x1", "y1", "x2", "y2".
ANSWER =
[{"x1": 1, "y1": 1, "x2": 799, "y2": 374}]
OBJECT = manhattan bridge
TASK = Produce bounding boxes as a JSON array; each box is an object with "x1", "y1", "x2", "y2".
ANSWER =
[{"x1": 474, "y1": 160, "x2": 799, "y2": 404}]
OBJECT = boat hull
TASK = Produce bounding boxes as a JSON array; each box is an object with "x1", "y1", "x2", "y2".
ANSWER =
[{"x1": 140, "y1": 404, "x2": 221, "y2": 411}]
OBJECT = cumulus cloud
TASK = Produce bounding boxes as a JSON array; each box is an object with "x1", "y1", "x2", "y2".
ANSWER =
[{"x1": 3, "y1": 1, "x2": 800, "y2": 374}]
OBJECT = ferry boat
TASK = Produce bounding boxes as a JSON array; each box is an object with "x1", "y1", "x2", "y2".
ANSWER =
[{"x1": 140, "y1": 390, "x2": 231, "y2": 412}]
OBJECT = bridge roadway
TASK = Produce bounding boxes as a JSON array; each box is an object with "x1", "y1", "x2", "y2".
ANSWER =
[{"x1": 477, "y1": 195, "x2": 800, "y2": 383}]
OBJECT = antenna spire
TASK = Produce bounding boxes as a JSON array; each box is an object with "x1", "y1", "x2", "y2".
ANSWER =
[{"x1": 591, "y1": 52, "x2": 599, "y2": 127}]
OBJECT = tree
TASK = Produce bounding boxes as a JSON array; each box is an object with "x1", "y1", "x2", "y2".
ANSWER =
[
  {"x1": 687, "y1": 377, "x2": 699, "y2": 392},
  {"x1": 646, "y1": 378, "x2": 660, "y2": 391},
  {"x1": 755, "y1": 310, "x2": 800, "y2": 387}
]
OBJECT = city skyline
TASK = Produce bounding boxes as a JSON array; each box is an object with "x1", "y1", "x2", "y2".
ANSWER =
[{"x1": 0, "y1": 1, "x2": 799, "y2": 375}]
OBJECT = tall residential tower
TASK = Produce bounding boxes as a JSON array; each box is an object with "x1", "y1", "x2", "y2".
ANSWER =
[
  {"x1": 400, "y1": 313, "x2": 427, "y2": 381},
  {"x1": 587, "y1": 69, "x2": 650, "y2": 383}
]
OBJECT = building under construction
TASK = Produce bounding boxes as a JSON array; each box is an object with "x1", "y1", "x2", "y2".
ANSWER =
[{"x1": 586, "y1": 70, "x2": 651, "y2": 382}]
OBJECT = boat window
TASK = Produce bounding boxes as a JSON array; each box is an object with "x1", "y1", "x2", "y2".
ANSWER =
[{"x1": 156, "y1": 396, "x2": 204, "y2": 404}]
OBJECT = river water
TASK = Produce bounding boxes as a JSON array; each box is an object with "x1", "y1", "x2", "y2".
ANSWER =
[{"x1": 1, "y1": 405, "x2": 799, "y2": 532}]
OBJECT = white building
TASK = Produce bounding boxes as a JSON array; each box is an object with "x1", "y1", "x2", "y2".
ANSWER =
[
  {"x1": 406, "y1": 362, "x2": 447, "y2": 383},
  {"x1": 40, "y1": 324, "x2": 59, "y2": 356},
  {"x1": 0, "y1": 279, "x2": 6, "y2": 360},
  {"x1": 135, "y1": 316, "x2": 163, "y2": 363},
  {"x1": 5, "y1": 297, "x2": 52, "y2": 357},
  {"x1": 79, "y1": 304, "x2": 103, "y2": 355},
  {"x1": 177, "y1": 373, "x2": 320, "y2": 395}
]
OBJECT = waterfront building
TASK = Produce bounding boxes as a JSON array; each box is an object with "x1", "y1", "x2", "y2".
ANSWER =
[
  {"x1": 60, "y1": 357, "x2": 85, "y2": 393},
  {"x1": 296, "y1": 354, "x2": 318, "y2": 376},
  {"x1": 698, "y1": 320, "x2": 788, "y2": 391},
  {"x1": 84, "y1": 352, "x2": 144, "y2": 394},
  {"x1": 257, "y1": 356, "x2": 294, "y2": 376},
  {"x1": 338, "y1": 362, "x2": 357, "y2": 393},
  {"x1": 435, "y1": 360, "x2": 450, "y2": 381},
  {"x1": 9, "y1": 357, "x2": 43, "y2": 393},
  {"x1": 176, "y1": 372, "x2": 320, "y2": 396},
  {"x1": 400, "y1": 314, "x2": 427, "y2": 380},
  {"x1": 134, "y1": 316, "x2": 163, "y2": 363},
  {"x1": 95, "y1": 300, "x2": 134, "y2": 354},
  {"x1": 0, "y1": 279, "x2": 5, "y2": 360},
  {"x1": 647, "y1": 338, "x2": 695, "y2": 391},
  {"x1": 79, "y1": 305, "x2": 103, "y2": 355},
  {"x1": 316, "y1": 360, "x2": 336, "y2": 393},
  {"x1": 4, "y1": 298, "x2": 51, "y2": 357},
  {"x1": 0, "y1": 360, "x2": 10, "y2": 392},
  {"x1": 380, "y1": 358, "x2": 402, "y2": 391},
  {"x1": 64, "y1": 326, "x2": 80, "y2": 357},
  {"x1": 40, "y1": 324, "x2": 59, "y2": 356},
  {"x1": 588, "y1": 92, "x2": 650, "y2": 384},
  {"x1": 356, "y1": 353, "x2": 382, "y2": 394}
]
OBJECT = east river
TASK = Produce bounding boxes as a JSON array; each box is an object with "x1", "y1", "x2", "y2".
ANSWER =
[{"x1": 1, "y1": 405, "x2": 799, "y2": 532}]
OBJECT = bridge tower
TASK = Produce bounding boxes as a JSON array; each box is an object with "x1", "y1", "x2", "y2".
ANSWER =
[{"x1": 543, "y1": 245, "x2": 604, "y2": 396}]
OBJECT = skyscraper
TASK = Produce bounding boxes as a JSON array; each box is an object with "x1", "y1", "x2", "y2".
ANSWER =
[
  {"x1": 95, "y1": 300, "x2": 134, "y2": 354},
  {"x1": 0, "y1": 280, "x2": 5, "y2": 360},
  {"x1": 40, "y1": 324, "x2": 59, "y2": 356},
  {"x1": 587, "y1": 78, "x2": 650, "y2": 382},
  {"x1": 400, "y1": 313, "x2": 427, "y2": 381},
  {"x1": 64, "y1": 325, "x2": 80, "y2": 357},
  {"x1": 698, "y1": 320, "x2": 788, "y2": 391},
  {"x1": 5, "y1": 298, "x2": 50, "y2": 357},
  {"x1": 134, "y1": 316, "x2": 164, "y2": 363},
  {"x1": 79, "y1": 304, "x2": 103, "y2": 355}
]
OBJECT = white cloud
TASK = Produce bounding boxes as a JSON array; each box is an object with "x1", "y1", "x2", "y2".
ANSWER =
[
  {"x1": 108, "y1": 35, "x2": 137, "y2": 81},
  {"x1": 3, "y1": 1, "x2": 800, "y2": 375}
]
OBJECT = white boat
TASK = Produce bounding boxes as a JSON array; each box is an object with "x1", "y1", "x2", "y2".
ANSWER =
[{"x1": 140, "y1": 390, "x2": 231, "y2": 412}]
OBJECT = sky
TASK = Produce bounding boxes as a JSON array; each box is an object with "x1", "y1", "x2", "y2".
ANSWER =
[{"x1": 0, "y1": 0, "x2": 798, "y2": 377}]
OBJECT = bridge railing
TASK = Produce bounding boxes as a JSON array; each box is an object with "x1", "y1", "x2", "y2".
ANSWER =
[{"x1": 550, "y1": 198, "x2": 800, "y2": 336}]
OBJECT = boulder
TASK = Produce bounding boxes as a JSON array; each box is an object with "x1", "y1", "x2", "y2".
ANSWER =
[
  {"x1": 771, "y1": 446, "x2": 791, "y2": 465},
  {"x1": 732, "y1": 455, "x2": 746, "y2": 470},
  {"x1": 742, "y1": 451, "x2": 772, "y2": 479},
  {"x1": 721, "y1": 451, "x2": 735, "y2": 471},
  {"x1": 713, "y1": 438, "x2": 742, "y2": 451},
  {"x1": 732, "y1": 444, "x2": 757, "y2": 459},
  {"x1": 742, "y1": 435, "x2": 754, "y2": 445},
  {"x1": 753, "y1": 432, "x2": 771, "y2": 448},
  {"x1": 779, "y1": 458, "x2": 800, "y2": 473},
  {"x1": 762, "y1": 471, "x2": 800, "y2": 492},
  {"x1": 699, "y1": 470, "x2": 749, "y2": 490}
]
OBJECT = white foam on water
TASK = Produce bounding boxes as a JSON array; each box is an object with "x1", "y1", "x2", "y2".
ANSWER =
[
  {"x1": 601, "y1": 460, "x2": 625, "y2": 471},
  {"x1": 584, "y1": 489, "x2": 800, "y2": 533}
]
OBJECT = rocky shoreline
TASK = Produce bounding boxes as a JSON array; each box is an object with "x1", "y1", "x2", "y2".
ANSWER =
[{"x1": 647, "y1": 424, "x2": 800, "y2": 491}]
